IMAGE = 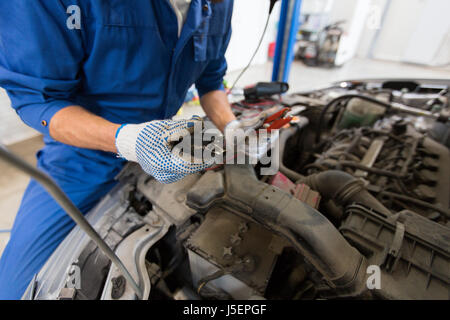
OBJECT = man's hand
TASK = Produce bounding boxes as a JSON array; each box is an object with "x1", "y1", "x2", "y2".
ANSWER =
[
  {"x1": 115, "y1": 117, "x2": 212, "y2": 183},
  {"x1": 49, "y1": 89, "x2": 237, "y2": 184},
  {"x1": 200, "y1": 90, "x2": 236, "y2": 133},
  {"x1": 50, "y1": 106, "x2": 212, "y2": 183}
]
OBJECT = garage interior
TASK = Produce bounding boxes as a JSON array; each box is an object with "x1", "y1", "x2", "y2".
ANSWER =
[{"x1": 0, "y1": 0, "x2": 449, "y2": 300}]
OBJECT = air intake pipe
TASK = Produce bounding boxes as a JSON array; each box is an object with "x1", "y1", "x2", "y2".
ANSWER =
[
  {"x1": 299, "y1": 170, "x2": 392, "y2": 217},
  {"x1": 219, "y1": 165, "x2": 368, "y2": 296}
]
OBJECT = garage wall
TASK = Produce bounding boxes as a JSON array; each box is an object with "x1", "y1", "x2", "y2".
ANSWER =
[
  {"x1": 329, "y1": 0, "x2": 372, "y2": 65},
  {"x1": 369, "y1": 0, "x2": 426, "y2": 62},
  {"x1": 225, "y1": 0, "x2": 279, "y2": 73},
  {"x1": 361, "y1": 0, "x2": 450, "y2": 66},
  {"x1": 355, "y1": 0, "x2": 389, "y2": 59},
  {"x1": 401, "y1": 0, "x2": 450, "y2": 66}
]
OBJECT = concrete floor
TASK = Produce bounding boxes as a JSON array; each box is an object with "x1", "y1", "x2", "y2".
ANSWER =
[
  {"x1": 225, "y1": 58, "x2": 450, "y2": 92},
  {"x1": 1, "y1": 58, "x2": 449, "y2": 258},
  {"x1": 0, "y1": 136, "x2": 44, "y2": 257}
]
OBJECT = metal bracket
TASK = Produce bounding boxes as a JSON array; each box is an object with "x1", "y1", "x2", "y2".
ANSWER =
[
  {"x1": 100, "y1": 212, "x2": 169, "y2": 300},
  {"x1": 384, "y1": 221, "x2": 405, "y2": 272}
]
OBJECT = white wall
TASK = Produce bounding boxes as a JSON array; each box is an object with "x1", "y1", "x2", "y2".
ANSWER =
[
  {"x1": 432, "y1": 30, "x2": 450, "y2": 66},
  {"x1": 371, "y1": 0, "x2": 428, "y2": 62},
  {"x1": 225, "y1": 0, "x2": 280, "y2": 72},
  {"x1": 0, "y1": 89, "x2": 39, "y2": 146},
  {"x1": 402, "y1": 0, "x2": 450, "y2": 66},
  {"x1": 364, "y1": 0, "x2": 450, "y2": 66},
  {"x1": 331, "y1": 0, "x2": 372, "y2": 65},
  {"x1": 356, "y1": 0, "x2": 389, "y2": 58}
]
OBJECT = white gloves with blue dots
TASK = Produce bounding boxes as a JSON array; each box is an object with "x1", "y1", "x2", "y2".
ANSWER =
[{"x1": 115, "y1": 117, "x2": 211, "y2": 184}]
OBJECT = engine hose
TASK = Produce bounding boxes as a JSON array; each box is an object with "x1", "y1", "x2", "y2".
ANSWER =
[
  {"x1": 277, "y1": 119, "x2": 309, "y2": 182},
  {"x1": 221, "y1": 165, "x2": 368, "y2": 297},
  {"x1": 338, "y1": 161, "x2": 405, "y2": 179},
  {"x1": 315, "y1": 94, "x2": 392, "y2": 144},
  {"x1": 377, "y1": 191, "x2": 450, "y2": 219},
  {"x1": 299, "y1": 170, "x2": 392, "y2": 217}
]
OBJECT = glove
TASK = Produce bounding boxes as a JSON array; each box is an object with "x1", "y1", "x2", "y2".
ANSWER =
[{"x1": 115, "y1": 117, "x2": 211, "y2": 183}]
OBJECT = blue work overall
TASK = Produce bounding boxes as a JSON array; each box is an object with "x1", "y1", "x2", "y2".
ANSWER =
[{"x1": 0, "y1": 0, "x2": 233, "y2": 299}]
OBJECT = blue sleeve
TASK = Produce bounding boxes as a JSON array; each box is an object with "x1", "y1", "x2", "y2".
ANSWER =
[
  {"x1": 0, "y1": 0, "x2": 84, "y2": 135},
  {"x1": 195, "y1": 16, "x2": 232, "y2": 97}
]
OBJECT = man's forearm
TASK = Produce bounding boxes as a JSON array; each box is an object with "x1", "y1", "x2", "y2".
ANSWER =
[
  {"x1": 49, "y1": 91, "x2": 233, "y2": 154},
  {"x1": 50, "y1": 106, "x2": 121, "y2": 153},
  {"x1": 200, "y1": 90, "x2": 235, "y2": 132}
]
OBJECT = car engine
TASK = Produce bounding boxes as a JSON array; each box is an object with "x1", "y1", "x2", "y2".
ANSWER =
[{"x1": 24, "y1": 79, "x2": 450, "y2": 300}]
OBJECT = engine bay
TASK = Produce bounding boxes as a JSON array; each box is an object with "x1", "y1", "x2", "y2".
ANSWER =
[{"x1": 25, "y1": 79, "x2": 450, "y2": 300}]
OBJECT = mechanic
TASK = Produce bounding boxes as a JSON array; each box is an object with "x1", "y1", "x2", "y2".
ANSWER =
[{"x1": 0, "y1": 0, "x2": 236, "y2": 299}]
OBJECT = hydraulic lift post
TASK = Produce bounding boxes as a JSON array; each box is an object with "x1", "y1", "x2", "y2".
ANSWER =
[{"x1": 272, "y1": 0, "x2": 302, "y2": 83}]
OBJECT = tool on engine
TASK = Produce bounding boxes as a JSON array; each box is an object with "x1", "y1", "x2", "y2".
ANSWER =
[
  {"x1": 234, "y1": 107, "x2": 293, "y2": 133},
  {"x1": 244, "y1": 82, "x2": 289, "y2": 101},
  {"x1": 169, "y1": 107, "x2": 293, "y2": 157},
  {"x1": 167, "y1": 107, "x2": 294, "y2": 172},
  {"x1": 260, "y1": 107, "x2": 294, "y2": 131}
]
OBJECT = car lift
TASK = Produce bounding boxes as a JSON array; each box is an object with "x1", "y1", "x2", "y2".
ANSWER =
[{"x1": 272, "y1": 0, "x2": 302, "y2": 83}]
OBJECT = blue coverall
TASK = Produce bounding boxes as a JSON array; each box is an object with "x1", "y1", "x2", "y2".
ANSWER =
[{"x1": 0, "y1": 0, "x2": 233, "y2": 299}]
